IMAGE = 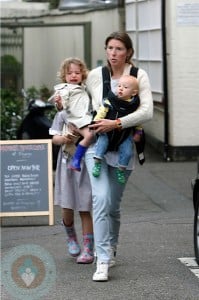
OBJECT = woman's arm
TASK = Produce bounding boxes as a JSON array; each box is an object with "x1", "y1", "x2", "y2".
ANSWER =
[{"x1": 86, "y1": 67, "x2": 103, "y2": 112}]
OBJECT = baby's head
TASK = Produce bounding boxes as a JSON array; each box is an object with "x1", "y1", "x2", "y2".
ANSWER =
[
  {"x1": 117, "y1": 75, "x2": 139, "y2": 100},
  {"x1": 57, "y1": 57, "x2": 88, "y2": 84}
]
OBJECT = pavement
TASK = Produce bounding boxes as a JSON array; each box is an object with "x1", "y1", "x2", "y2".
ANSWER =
[{"x1": 1, "y1": 144, "x2": 199, "y2": 300}]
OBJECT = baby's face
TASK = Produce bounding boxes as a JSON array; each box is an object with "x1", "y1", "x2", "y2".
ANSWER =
[{"x1": 117, "y1": 76, "x2": 138, "y2": 100}]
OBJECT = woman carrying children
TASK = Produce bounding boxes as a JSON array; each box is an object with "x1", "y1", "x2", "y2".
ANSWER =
[
  {"x1": 49, "y1": 58, "x2": 94, "y2": 264},
  {"x1": 85, "y1": 31, "x2": 153, "y2": 281}
]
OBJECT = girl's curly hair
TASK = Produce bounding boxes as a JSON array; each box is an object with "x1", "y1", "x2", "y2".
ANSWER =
[{"x1": 57, "y1": 57, "x2": 89, "y2": 83}]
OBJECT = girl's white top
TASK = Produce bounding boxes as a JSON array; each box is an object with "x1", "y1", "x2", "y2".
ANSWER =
[{"x1": 54, "y1": 83, "x2": 92, "y2": 128}]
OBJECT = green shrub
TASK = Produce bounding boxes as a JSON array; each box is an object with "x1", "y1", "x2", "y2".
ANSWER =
[
  {"x1": 0, "y1": 88, "x2": 24, "y2": 140},
  {"x1": 49, "y1": 0, "x2": 59, "y2": 9},
  {"x1": 0, "y1": 85, "x2": 56, "y2": 140},
  {"x1": 1, "y1": 54, "x2": 22, "y2": 75}
]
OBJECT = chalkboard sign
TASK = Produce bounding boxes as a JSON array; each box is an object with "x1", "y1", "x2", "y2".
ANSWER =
[{"x1": 0, "y1": 140, "x2": 54, "y2": 225}]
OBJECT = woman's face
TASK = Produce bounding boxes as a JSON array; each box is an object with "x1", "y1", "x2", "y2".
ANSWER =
[{"x1": 106, "y1": 38, "x2": 129, "y2": 68}]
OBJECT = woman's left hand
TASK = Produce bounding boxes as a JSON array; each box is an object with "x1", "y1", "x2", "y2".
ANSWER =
[{"x1": 88, "y1": 119, "x2": 116, "y2": 133}]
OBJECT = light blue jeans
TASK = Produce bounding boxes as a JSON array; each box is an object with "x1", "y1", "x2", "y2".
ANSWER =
[
  {"x1": 85, "y1": 149, "x2": 131, "y2": 263},
  {"x1": 95, "y1": 134, "x2": 133, "y2": 168}
]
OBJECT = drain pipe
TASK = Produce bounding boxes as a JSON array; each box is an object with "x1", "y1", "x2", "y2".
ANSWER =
[
  {"x1": 161, "y1": 0, "x2": 170, "y2": 161},
  {"x1": 118, "y1": 0, "x2": 125, "y2": 31}
]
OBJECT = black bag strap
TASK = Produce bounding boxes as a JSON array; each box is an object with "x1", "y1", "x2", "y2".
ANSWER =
[
  {"x1": 102, "y1": 65, "x2": 139, "y2": 99},
  {"x1": 102, "y1": 66, "x2": 111, "y2": 99},
  {"x1": 130, "y1": 66, "x2": 138, "y2": 78}
]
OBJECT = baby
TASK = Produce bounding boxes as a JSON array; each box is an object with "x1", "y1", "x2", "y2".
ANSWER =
[{"x1": 92, "y1": 75, "x2": 144, "y2": 184}]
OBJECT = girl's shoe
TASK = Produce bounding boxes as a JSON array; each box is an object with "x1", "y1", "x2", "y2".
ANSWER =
[
  {"x1": 116, "y1": 168, "x2": 126, "y2": 184},
  {"x1": 92, "y1": 162, "x2": 101, "y2": 177},
  {"x1": 69, "y1": 144, "x2": 87, "y2": 171},
  {"x1": 92, "y1": 262, "x2": 109, "y2": 281},
  {"x1": 63, "y1": 222, "x2": 81, "y2": 257},
  {"x1": 67, "y1": 239, "x2": 81, "y2": 257},
  {"x1": 76, "y1": 251, "x2": 94, "y2": 264},
  {"x1": 77, "y1": 233, "x2": 94, "y2": 264}
]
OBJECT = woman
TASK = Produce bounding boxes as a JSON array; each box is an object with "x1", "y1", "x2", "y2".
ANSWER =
[{"x1": 85, "y1": 31, "x2": 153, "y2": 281}]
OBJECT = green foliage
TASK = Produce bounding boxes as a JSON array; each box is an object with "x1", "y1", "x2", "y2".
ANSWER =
[
  {"x1": 24, "y1": 85, "x2": 53, "y2": 101},
  {"x1": 0, "y1": 89, "x2": 24, "y2": 140},
  {"x1": 49, "y1": 0, "x2": 59, "y2": 9},
  {"x1": 1, "y1": 54, "x2": 22, "y2": 75},
  {"x1": 0, "y1": 85, "x2": 56, "y2": 140},
  {"x1": 24, "y1": 86, "x2": 40, "y2": 100}
]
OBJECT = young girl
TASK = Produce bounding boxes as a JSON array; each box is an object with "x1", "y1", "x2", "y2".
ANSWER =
[
  {"x1": 49, "y1": 110, "x2": 94, "y2": 264},
  {"x1": 49, "y1": 58, "x2": 94, "y2": 264},
  {"x1": 52, "y1": 57, "x2": 94, "y2": 171}
]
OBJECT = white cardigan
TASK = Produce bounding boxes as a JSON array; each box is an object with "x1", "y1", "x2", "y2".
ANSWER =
[{"x1": 86, "y1": 64, "x2": 153, "y2": 128}]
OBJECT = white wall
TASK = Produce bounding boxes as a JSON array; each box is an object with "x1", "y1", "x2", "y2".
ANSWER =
[
  {"x1": 43, "y1": 9, "x2": 120, "y2": 68},
  {"x1": 0, "y1": 0, "x2": 49, "y2": 17},
  {"x1": 24, "y1": 26, "x2": 85, "y2": 90},
  {"x1": 126, "y1": 0, "x2": 199, "y2": 148},
  {"x1": 125, "y1": 0, "x2": 164, "y2": 142},
  {"x1": 166, "y1": 0, "x2": 199, "y2": 146},
  {"x1": 23, "y1": 9, "x2": 120, "y2": 91},
  {"x1": 3, "y1": 0, "x2": 199, "y2": 151},
  {"x1": 1, "y1": 3, "x2": 120, "y2": 91}
]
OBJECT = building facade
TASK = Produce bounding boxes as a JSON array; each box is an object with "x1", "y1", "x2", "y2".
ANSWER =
[{"x1": 1, "y1": 0, "x2": 199, "y2": 160}]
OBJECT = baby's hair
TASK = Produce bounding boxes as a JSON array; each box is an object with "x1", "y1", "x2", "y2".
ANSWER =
[
  {"x1": 57, "y1": 57, "x2": 89, "y2": 83},
  {"x1": 119, "y1": 75, "x2": 139, "y2": 93}
]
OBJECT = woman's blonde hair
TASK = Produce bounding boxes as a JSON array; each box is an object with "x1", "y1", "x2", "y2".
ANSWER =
[{"x1": 57, "y1": 57, "x2": 89, "y2": 83}]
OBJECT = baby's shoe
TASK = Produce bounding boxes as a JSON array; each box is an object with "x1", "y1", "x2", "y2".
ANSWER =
[
  {"x1": 116, "y1": 168, "x2": 126, "y2": 184},
  {"x1": 92, "y1": 162, "x2": 101, "y2": 177}
]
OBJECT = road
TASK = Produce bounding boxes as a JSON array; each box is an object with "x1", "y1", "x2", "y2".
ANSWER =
[{"x1": 1, "y1": 145, "x2": 199, "y2": 300}]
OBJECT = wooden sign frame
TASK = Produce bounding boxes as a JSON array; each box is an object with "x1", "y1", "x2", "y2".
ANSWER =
[{"x1": 0, "y1": 140, "x2": 54, "y2": 225}]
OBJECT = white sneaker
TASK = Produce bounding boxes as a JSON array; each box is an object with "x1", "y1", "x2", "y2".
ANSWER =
[
  {"x1": 92, "y1": 262, "x2": 109, "y2": 281},
  {"x1": 109, "y1": 246, "x2": 116, "y2": 268},
  {"x1": 93, "y1": 247, "x2": 117, "y2": 267}
]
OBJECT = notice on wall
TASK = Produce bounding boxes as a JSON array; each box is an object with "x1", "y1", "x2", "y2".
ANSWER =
[
  {"x1": 177, "y1": 1, "x2": 199, "y2": 26},
  {"x1": 0, "y1": 140, "x2": 54, "y2": 225}
]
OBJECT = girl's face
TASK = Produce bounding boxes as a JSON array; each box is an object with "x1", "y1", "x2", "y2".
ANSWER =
[
  {"x1": 106, "y1": 39, "x2": 129, "y2": 68},
  {"x1": 65, "y1": 63, "x2": 83, "y2": 84}
]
